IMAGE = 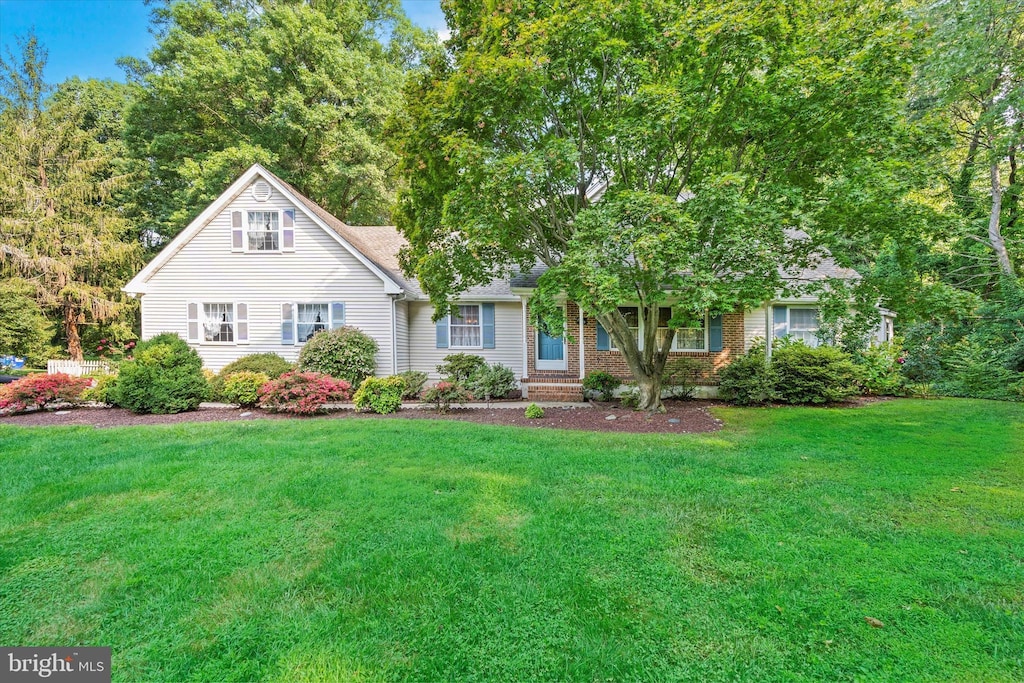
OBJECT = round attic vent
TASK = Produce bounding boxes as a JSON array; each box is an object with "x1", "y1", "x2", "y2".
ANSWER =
[{"x1": 251, "y1": 180, "x2": 272, "y2": 202}]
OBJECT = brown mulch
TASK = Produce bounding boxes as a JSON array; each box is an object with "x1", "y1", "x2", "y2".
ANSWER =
[{"x1": 0, "y1": 400, "x2": 724, "y2": 434}]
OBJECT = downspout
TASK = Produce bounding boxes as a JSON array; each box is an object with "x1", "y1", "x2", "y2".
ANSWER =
[
  {"x1": 579, "y1": 305, "x2": 585, "y2": 380},
  {"x1": 521, "y1": 296, "x2": 529, "y2": 380},
  {"x1": 390, "y1": 294, "x2": 398, "y2": 375}
]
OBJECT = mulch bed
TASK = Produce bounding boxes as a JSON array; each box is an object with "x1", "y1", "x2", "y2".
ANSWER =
[{"x1": 0, "y1": 400, "x2": 724, "y2": 434}]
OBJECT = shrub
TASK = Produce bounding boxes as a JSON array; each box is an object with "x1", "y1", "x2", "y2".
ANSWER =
[
  {"x1": 353, "y1": 376, "x2": 405, "y2": 414},
  {"x1": 108, "y1": 333, "x2": 209, "y2": 414},
  {"x1": 437, "y1": 353, "x2": 486, "y2": 383},
  {"x1": 663, "y1": 357, "x2": 701, "y2": 399},
  {"x1": 81, "y1": 373, "x2": 119, "y2": 404},
  {"x1": 937, "y1": 337, "x2": 1022, "y2": 401},
  {"x1": 524, "y1": 403, "x2": 544, "y2": 419},
  {"x1": 422, "y1": 381, "x2": 470, "y2": 414},
  {"x1": 719, "y1": 345, "x2": 777, "y2": 406},
  {"x1": 396, "y1": 370, "x2": 428, "y2": 399},
  {"x1": 219, "y1": 353, "x2": 293, "y2": 379},
  {"x1": 619, "y1": 386, "x2": 640, "y2": 410},
  {"x1": 298, "y1": 326, "x2": 378, "y2": 386},
  {"x1": 0, "y1": 373, "x2": 92, "y2": 415},
  {"x1": 772, "y1": 342, "x2": 861, "y2": 405},
  {"x1": 222, "y1": 371, "x2": 270, "y2": 408},
  {"x1": 466, "y1": 363, "x2": 517, "y2": 403},
  {"x1": 582, "y1": 370, "x2": 621, "y2": 401},
  {"x1": 853, "y1": 341, "x2": 907, "y2": 396},
  {"x1": 258, "y1": 371, "x2": 352, "y2": 415}
]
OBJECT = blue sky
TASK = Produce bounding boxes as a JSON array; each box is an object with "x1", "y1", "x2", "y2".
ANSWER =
[{"x1": 0, "y1": 0, "x2": 446, "y2": 83}]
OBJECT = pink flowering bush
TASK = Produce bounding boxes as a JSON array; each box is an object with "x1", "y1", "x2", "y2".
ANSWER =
[
  {"x1": 0, "y1": 373, "x2": 92, "y2": 415},
  {"x1": 257, "y1": 371, "x2": 352, "y2": 415}
]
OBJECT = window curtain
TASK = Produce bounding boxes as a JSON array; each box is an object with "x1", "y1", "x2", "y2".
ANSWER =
[
  {"x1": 297, "y1": 304, "x2": 325, "y2": 342},
  {"x1": 450, "y1": 305, "x2": 481, "y2": 347},
  {"x1": 203, "y1": 304, "x2": 233, "y2": 342}
]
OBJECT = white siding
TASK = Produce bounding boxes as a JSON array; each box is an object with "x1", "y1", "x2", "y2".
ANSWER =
[
  {"x1": 395, "y1": 300, "x2": 410, "y2": 373},
  {"x1": 407, "y1": 301, "x2": 525, "y2": 380},
  {"x1": 139, "y1": 181, "x2": 395, "y2": 373},
  {"x1": 745, "y1": 296, "x2": 825, "y2": 351},
  {"x1": 744, "y1": 307, "x2": 768, "y2": 351}
]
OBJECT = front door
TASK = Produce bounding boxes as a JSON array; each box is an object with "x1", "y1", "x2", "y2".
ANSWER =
[{"x1": 536, "y1": 328, "x2": 566, "y2": 371}]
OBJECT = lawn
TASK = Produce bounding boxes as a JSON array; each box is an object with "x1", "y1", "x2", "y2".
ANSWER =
[{"x1": 0, "y1": 399, "x2": 1022, "y2": 682}]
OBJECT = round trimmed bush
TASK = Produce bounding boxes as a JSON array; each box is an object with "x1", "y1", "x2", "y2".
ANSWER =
[
  {"x1": 109, "y1": 333, "x2": 208, "y2": 414},
  {"x1": 297, "y1": 326, "x2": 378, "y2": 386},
  {"x1": 222, "y1": 371, "x2": 270, "y2": 408},
  {"x1": 719, "y1": 345, "x2": 777, "y2": 406},
  {"x1": 772, "y1": 343, "x2": 861, "y2": 404},
  {"x1": 353, "y1": 375, "x2": 405, "y2": 414},
  {"x1": 258, "y1": 371, "x2": 352, "y2": 415},
  {"x1": 219, "y1": 353, "x2": 293, "y2": 379}
]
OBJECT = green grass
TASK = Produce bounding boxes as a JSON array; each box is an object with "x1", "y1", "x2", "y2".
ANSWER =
[{"x1": 1, "y1": 399, "x2": 1022, "y2": 681}]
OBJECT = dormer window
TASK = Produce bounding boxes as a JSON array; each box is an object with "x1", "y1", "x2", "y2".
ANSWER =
[{"x1": 247, "y1": 211, "x2": 280, "y2": 251}]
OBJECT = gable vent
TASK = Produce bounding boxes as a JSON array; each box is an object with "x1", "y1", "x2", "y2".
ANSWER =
[{"x1": 251, "y1": 180, "x2": 272, "y2": 202}]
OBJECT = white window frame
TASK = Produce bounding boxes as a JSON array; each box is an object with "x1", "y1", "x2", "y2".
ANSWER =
[
  {"x1": 786, "y1": 306, "x2": 821, "y2": 347},
  {"x1": 667, "y1": 309, "x2": 709, "y2": 352},
  {"x1": 294, "y1": 302, "x2": 331, "y2": 344},
  {"x1": 610, "y1": 306, "x2": 709, "y2": 352},
  {"x1": 609, "y1": 306, "x2": 640, "y2": 351},
  {"x1": 536, "y1": 306, "x2": 567, "y2": 371},
  {"x1": 246, "y1": 210, "x2": 281, "y2": 253},
  {"x1": 292, "y1": 302, "x2": 342, "y2": 345},
  {"x1": 449, "y1": 303, "x2": 483, "y2": 349},
  {"x1": 202, "y1": 302, "x2": 236, "y2": 345}
]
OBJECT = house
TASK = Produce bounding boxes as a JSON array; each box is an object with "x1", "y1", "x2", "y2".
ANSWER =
[{"x1": 124, "y1": 164, "x2": 892, "y2": 400}]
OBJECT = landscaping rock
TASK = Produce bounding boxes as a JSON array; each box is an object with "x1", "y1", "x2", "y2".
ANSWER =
[
  {"x1": 668, "y1": 418, "x2": 680, "y2": 424},
  {"x1": 605, "y1": 414, "x2": 617, "y2": 420}
]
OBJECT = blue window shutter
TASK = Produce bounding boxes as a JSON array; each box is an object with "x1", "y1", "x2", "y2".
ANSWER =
[
  {"x1": 709, "y1": 314, "x2": 723, "y2": 352},
  {"x1": 482, "y1": 303, "x2": 495, "y2": 349},
  {"x1": 281, "y1": 303, "x2": 294, "y2": 345},
  {"x1": 773, "y1": 306, "x2": 788, "y2": 338},
  {"x1": 596, "y1": 322, "x2": 610, "y2": 351},
  {"x1": 436, "y1": 315, "x2": 450, "y2": 348},
  {"x1": 331, "y1": 302, "x2": 345, "y2": 329}
]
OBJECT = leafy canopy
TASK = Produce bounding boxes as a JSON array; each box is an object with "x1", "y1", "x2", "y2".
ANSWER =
[
  {"x1": 397, "y1": 0, "x2": 918, "y2": 408},
  {"x1": 126, "y1": 0, "x2": 436, "y2": 240}
]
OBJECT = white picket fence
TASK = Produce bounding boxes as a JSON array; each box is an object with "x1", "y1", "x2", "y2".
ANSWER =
[{"x1": 47, "y1": 360, "x2": 112, "y2": 377}]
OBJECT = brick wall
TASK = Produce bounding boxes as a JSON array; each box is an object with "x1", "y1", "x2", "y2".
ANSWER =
[{"x1": 521, "y1": 304, "x2": 745, "y2": 400}]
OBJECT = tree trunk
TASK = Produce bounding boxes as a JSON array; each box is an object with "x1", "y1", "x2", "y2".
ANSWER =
[
  {"x1": 595, "y1": 308, "x2": 672, "y2": 413},
  {"x1": 64, "y1": 305, "x2": 84, "y2": 361},
  {"x1": 989, "y1": 160, "x2": 1015, "y2": 278},
  {"x1": 635, "y1": 372, "x2": 664, "y2": 413}
]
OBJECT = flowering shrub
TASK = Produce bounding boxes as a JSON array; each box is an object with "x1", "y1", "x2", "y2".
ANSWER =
[
  {"x1": 0, "y1": 373, "x2": 92, "y2": 415},
  {"x1": 853, "y1": 341, "x2": 908, "y2": 396},
  {"x1": 258, "y1": 371, "x2": 352, "y2": 415},
  {"x1": 95, "y1": 337, "x2": 136, "y2": 360},
  {"x1": 421, "y1": 380, "x2": 470, "y2": 414},
  {"x1": 353, "y1": 376, "x2": 405, "y2": 414},
  {"x1": 222, "y1": 371, "x2": 270, "y2": 408}
]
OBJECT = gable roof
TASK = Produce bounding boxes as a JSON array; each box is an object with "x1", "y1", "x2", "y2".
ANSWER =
[{"x1": 123, "y1": 164, "x2": 407, "y2": 296}]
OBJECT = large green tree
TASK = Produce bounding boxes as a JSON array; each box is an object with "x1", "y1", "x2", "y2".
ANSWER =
[
  {"x1": 915, "y1": 0, "x2": 1024, "y2": 282},
  {"x1": 126, "y1": 0, "x2": 433, "y2": 240},
  {"x1": 398, "y1": 0, "x2": 919, "y2": 410},
  {"x1": 0, "y1": 36, "x2": 141, "y2": 361}
]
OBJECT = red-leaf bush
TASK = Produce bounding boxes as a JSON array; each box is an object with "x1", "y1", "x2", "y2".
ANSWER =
[
  {"x1": 257, "y1": 371, "x2": 351, "y2": 415},
  {"x1": 0, "y1": 373, "x2": 92, "y2": 415}
]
